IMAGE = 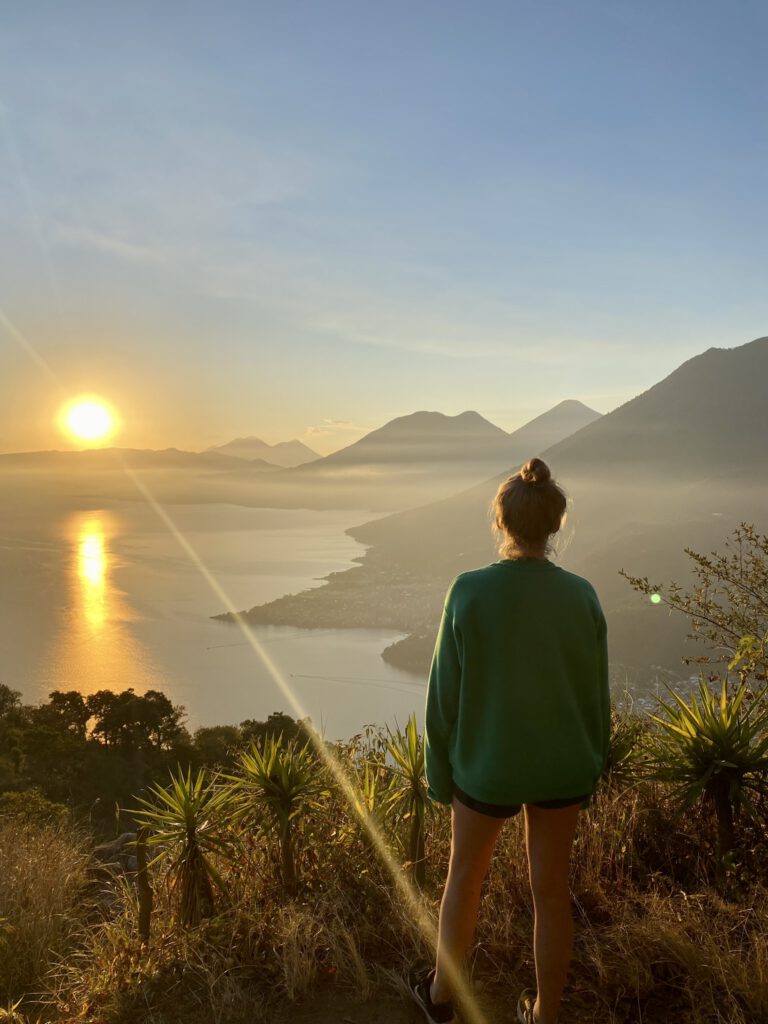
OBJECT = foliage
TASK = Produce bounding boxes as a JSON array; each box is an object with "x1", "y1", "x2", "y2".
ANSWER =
[
  {"x1": 189, "y1": 724, "x2": 242, "y2": 769},
  {"x1": 0, "y1": 687, "x2": 316, "y2": 827},
  {"x1": 133, "y1": 766, "x2": 238, "y2": 927},
  {"x1": 240, "y1": 711, "x2": 314, "y2": 747},
  {"x1": 0, "y1": 788, "x2": 69, "y2": 824},
  {"x1": 383, "y1": 714, "x2": 429, "y2": 889},
  {"x1": 86, "y1": 688, "x2": 188, "y2": 749},
  {"x1": 647, "y1": 677, "x2": 768, "y2": 870},
  {"x1": 1, "y1": 710, "x2": 768, "y2": 1022},
  {"x1": 231, "y1": 733, "x2": 329, "y2": 896},
  {"x1": 603, "y1": 709, "x2": 650, "y2": 791},
  {"x1": 0, "y1": 816, "x2": 91, "y2": 1006},
  {"x1": 0, "y1": 999, "x2": 25, "y2": 1024},
  {"x1": 620, "y1": 522, "x2": 768, "y2": 678}
]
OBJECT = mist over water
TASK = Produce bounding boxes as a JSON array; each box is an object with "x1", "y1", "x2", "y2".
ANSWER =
[{"x1": 0, "y1": 500, "x2": 425, "y2": 736}]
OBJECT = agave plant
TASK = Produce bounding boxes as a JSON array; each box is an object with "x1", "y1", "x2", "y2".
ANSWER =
[
  {"x1": 232, "y1": 733, "x2": 328, "y2": 897},
  {"x1": 340, "y1": 750, "x2": 392, "y2": 850},
  {"x1": 383, "y1": 714, "x2": 429, "y2": 889},
  {"x1": 648, "y1": 678, "x2": 768, "y2": 869},
  {"x1": 604, "y1": 709, "x2": 650, "y2": 792},
  {"x1": 133, "y1": 766, "x2": 237, "y2": 927}
]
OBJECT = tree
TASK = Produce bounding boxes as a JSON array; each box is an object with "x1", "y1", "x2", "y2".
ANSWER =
[
  {"x1": 86, "y1": 689, "x2": 188, "y2": 750},
  {"x1": 622, "y1": 523, "x2": 768, "y2": 877},
  {"x1": 191, "y1": 725, "x2": 243, "y2": 769},
  {"x1": 35, "y1": 691, "x2": 90, "y2": 738},
  {"x1": 240, "y1": 711, "x2": 312, "y2": 747},
  {"x1": 0, "y1": 685, "x2": 25, "y2": 791},
  {"x1": 620, "y1": 522, "x2": 768, "y2": 680}
]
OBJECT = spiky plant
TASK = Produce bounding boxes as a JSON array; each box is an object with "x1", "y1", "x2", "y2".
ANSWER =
[
  {"x1": 133, "y1": 766, "x2": 237, "y2": 927},
  {"x1": 648, "y1": 678, "x2": 768, "y2": 871},
  {"x1": 604, "y1": 710, "x2": 650, "y2": 792},
  {"x1": 339, "y1": 751, "x2": 392, "y2": 852},
  {"x1": 383, "y1": 714, "x2": 429, "y2": 889},
  {"x1": 0, "y1": 999, "x2": 25, "y2": 1024},
  {"x1": 231, "y1": 733, "x2": 328, "y2": 897}
]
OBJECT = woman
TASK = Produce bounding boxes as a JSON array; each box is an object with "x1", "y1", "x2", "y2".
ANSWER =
[{"x1": 408, "y1": 457, "x2": 610, "y2": 1024}]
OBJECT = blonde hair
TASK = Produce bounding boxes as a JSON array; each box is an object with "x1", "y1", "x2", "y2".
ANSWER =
[{"x1": 491, "y1": 457, "x2": 567, "y2": 558}]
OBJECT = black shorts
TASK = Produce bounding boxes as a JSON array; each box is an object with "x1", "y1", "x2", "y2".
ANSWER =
[{"x1": 452, "y1": 782, "x2": 588, "y2": 819}]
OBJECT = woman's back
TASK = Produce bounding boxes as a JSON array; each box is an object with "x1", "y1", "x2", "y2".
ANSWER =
[
  {"x1": 416, "y1": 458, "x2": 612, "y2": 1024},
  {"x1": 425, "y1": 557, "x2": 610, "y2": 807}
]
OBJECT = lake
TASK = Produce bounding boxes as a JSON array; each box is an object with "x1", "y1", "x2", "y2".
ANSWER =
[{"x1": 0, "y1": 499, "x2": 427, "y2": 738}]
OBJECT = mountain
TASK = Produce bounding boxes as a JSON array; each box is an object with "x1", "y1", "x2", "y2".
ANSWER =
[
  {"x1": 261, "y1": 403, "x2": 601, "y2": 510},
  {"x1": 0, "y1": 447, "x2": 281, "y2": 472},
  {"x1": 308, "y1": 410, "x2": 508, "y2": 468},
  {"x1": 0, "y1": 446, "x2": 284, "y2": 509},
  {"x1": 234, "y1": 337, "x2": 768, "y2": 686},
  {"x1": 206, "y1": 437, "x2": 319, "y2": 467},
  {"x1": 351, "y1": 337, "x2": 768, "y2": 552},
  {"x1": 310, "y1": 404, "x2": 601, "y2": 469},
  {"x1": 540, "y1": 338, "x2": 768, "y2": 478},
  {"x1": 504, "y1": 399, "x2": 601, "y2": 453}
]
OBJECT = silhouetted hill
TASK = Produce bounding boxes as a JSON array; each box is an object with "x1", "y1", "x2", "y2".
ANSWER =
[
  {"x1": 0, "y1": 447, "x2": 281, "y2": 472},
  {"x1": 542, "y1": 337, "x2": 768, "y2": 477},
  {"x1": 0, "y1": 402, "x2": 601, "y2": 512},
  {"x1": 292, "y1": 404, "x2": 598, "y2": 473},
  {"x1": 351, "y1": 336, "x2": 768, "y2": 554},
  {"x1": 230, "y1": 338, "x2": 768, "y2": 685},
  {"x1": 260, "y1": 403, "x2": 601, "y2": 508},
  {"x1": 206, "y1": 437, "x2": 319, "y2": 467},
  {"x1": 305, "y1": 410, "x2": 508, "y2": 468}
]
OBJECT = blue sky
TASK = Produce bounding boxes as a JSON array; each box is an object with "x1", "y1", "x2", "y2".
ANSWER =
[{"x1": 1, "y1": 1, "x2": 766, "y2": 452}]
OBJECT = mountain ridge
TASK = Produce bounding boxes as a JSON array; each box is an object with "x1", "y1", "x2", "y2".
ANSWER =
[{"x1": 206, "y1": 436, "x2": 319, "y2": 467}]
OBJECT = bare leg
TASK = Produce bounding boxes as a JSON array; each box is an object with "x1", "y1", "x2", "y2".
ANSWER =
[
  {"x1": 524, "y1": 803, "x2": 580, "y2": 1024},
  {"x1": 430, "y1": 797, "x2": 505, "y2": 1004}
]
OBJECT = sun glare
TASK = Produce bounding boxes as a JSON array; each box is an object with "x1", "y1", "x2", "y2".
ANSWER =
[{"x1": 58, "y1": 396, "x2": 119, "y2": 445}]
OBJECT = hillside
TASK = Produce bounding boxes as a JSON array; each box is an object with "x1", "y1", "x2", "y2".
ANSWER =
[
  {"x1": 298, "y1": 403, "x2": 599, "y2": 472},
  {"x1": 0, "y1": 403, "x2": 600, "y2": 513},
  {"x1": 207, "y1": 436, "x2": 319, "y2": 467},
  {"x1": 224, "y1": 337, "x2": 768, "y2": 686},
  {"x1": 0, "y1": 447, "x2": 281, "y2": 472}
]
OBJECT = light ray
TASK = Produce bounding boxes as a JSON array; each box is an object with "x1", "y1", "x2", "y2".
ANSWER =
[
  {"x1": 0, "y1": 103, "x2": 63, "y2": 313},
  {"x1": 119, "y1": 457, "x2": 489, "y2": 1024},
  {"x1": 6, "y1": 311, "x2": 487, "y2": 1019},
  {"x1": 0, "y1": 306, "x2": 59, "y2": 384}
]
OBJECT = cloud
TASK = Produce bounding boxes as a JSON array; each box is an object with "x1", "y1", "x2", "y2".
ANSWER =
[
  {"x1": 50, "y1": 222, "x2": 171, "y2": 267},
  {"x1": 304, "y1": 418, "x2": 368, "y2": 438}
]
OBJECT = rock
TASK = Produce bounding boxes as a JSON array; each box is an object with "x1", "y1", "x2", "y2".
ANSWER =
[{"x1": 93, "y1": 832, "x2": 136, "y2": 865}]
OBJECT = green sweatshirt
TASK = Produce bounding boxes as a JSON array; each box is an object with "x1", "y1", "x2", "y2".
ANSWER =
[{"x1": 424, "y1": 558, "x2": 610, "y2": 808}]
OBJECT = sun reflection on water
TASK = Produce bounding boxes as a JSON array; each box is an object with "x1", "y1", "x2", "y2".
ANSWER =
[
  {"x1": 44, "y1": 509, "x2": 161, "y2": 694},
  {"x1": 77, "y1": 520, "x2": 107, "y2": 626}
]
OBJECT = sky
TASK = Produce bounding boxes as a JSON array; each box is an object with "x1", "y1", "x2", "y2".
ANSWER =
[{"x1": 1, "y1": 0, "x2": 766, "y2": 455}]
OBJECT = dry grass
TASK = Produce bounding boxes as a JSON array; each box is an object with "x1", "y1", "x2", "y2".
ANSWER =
[
  {"x1": 3, "y1": 744, "x2": 768, "y2": 1023},
  {"x1": 0, "y1": 818, "x2": 91, "y2": 1008}
]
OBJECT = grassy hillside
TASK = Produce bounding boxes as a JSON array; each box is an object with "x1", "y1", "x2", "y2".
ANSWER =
[{"x1": 2, "y1": 678, "x2": 768, "y2": 1023}]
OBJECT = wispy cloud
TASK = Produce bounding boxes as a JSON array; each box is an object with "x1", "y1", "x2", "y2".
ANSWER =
[
  {"x1": 50, "y1": 222, "x2": 172, "y2": 267},
  {"x1": 303, "y1": 419, "x2": 370, "y2": 452}
]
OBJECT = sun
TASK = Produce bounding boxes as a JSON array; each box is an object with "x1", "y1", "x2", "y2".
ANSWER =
[{"x1": 58, "y1": 396, "x2": 120, "y2": 445}]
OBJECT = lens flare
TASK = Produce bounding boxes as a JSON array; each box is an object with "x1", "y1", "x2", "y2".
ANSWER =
[
  {"x1": 119, "y1": 460, "x2": 489, "y2": 1024},
  {"x1": 2, "y1": 253, "x2": 488, "y2": 1021},
  {"x1": 650, "y1": 593, "x2": 662, "y2": 605}
]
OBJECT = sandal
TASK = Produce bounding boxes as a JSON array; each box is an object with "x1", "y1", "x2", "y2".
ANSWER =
[{"x1": 516, "y1": 988, "x2": 537, "y2": 1024}]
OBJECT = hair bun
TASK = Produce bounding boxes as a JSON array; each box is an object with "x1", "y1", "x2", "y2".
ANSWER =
[{"x1": 520, "y1": 457, "x2": 551, "y2": 485}]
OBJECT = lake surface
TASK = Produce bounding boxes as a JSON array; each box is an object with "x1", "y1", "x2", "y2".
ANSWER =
[{"x1": 0, "y1": 500, "x2": 427, "y2": 738}]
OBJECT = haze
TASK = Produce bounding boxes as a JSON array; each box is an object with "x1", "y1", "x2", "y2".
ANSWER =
[
  {"x1": 0, "y1": 3, "x2": 767, "y2": 732},
  {"x1": 2, "y1": 1, "x2": 767, "y2": 455}
]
